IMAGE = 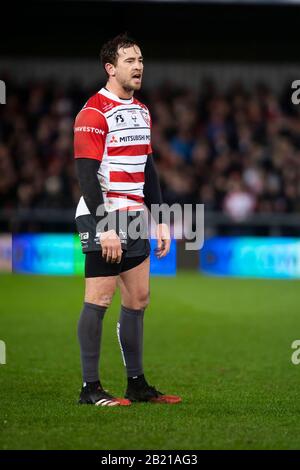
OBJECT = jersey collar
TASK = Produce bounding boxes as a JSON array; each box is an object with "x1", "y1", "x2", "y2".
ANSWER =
[{"x1": 99, "y1": 87, "x2": 134, "y2": 105}]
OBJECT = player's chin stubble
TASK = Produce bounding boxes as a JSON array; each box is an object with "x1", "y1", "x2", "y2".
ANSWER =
[{"x1": 123, "y1": 79, "x2": 142, "y2": 93}]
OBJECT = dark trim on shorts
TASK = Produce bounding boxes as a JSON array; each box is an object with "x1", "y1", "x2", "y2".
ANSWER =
[{"x1": 85, "y1": 251, "x2": 149, "y2": 278}]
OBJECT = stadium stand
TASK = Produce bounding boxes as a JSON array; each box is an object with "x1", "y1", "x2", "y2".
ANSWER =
[{"x1": 1, "y1": 76, "x2": 299, "y2": 234}]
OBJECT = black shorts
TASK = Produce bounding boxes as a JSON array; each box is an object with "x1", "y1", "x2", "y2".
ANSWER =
[
  {"x1": 85, "y1": 251, "x2": 149, "y2": 277},
  {"x1": 76, "y1": 210, "x2": 151, "y2": 278}
]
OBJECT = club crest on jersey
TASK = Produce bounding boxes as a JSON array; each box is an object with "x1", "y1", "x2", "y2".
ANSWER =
[
  {"x1": 140, "y1": 110, "x2": 150, "y2": 126},
  {"x1": 127, "y1": 109, "x2": 140, "y2": 127},
  {"x1": 110, "y1": 135, "x2": 118, "y2": 144}
]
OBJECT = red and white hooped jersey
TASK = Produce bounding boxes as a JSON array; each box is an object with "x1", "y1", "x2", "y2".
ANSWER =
[{"x1": 74, "y1": 87, "x2": 152, "y2": 217}]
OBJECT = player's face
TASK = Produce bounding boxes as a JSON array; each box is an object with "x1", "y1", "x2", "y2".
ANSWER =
[{"x1": 114, "y1": 45, "x2": 144, "y2": 91}]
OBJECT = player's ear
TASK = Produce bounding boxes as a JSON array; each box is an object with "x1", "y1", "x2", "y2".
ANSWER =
[{"x1": 105, "y1": 63, "x2": 116, "y2": 77}]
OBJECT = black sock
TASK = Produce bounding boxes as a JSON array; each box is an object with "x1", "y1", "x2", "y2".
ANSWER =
[
  {"x1": 83, "y1": 380, "x2": 101, "y2": 389},
  {"x1": 117, "y1": 305, "x2": 145, "y2": 378},
  {"x1": 127, "y1": 374, "x2": 147, "y2": 388},
  {"x1": 78, "y1": 302, "x2": 107, "y2": 383}
]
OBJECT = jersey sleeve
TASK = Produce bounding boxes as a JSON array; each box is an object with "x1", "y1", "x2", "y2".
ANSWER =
[{"x1": 74, "y1": 108, "x2": 108, "y2": 161}]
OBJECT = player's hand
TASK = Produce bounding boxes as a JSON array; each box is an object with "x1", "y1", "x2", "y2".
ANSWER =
[
  {"x1": 99, "y1": 230, "x2": 123, "y2": 264},
  {"x1": 155, "y1": 223, "x2": 170, "y2": 258}
]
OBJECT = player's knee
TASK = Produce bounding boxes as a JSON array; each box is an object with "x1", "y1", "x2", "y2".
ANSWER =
[
  {"x1": 121, "y1": 290, "x2": 150, "y2": 310},
  {"x1": 85, "y1": 293, "x2": 114, "y2": 308},
  {"x1": 98, "y1": 294, "x2": 114, "y2": 308},
  {"x1": 138, "y1": 290, "x2": 150, "y2": 310}
]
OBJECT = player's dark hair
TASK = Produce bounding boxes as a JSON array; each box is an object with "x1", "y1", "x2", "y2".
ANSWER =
[{"x1": 100, "y1": 33, "x2": 139, "y2": 73}]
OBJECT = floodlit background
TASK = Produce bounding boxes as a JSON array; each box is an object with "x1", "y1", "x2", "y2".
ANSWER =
[{"x1": 1, "y1": 0, "x2": 300, "y2": 450}]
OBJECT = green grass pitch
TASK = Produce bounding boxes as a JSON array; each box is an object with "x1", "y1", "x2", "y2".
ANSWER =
[{"x1": 1, "y1": 272, "x2": 300, "y2": 450}]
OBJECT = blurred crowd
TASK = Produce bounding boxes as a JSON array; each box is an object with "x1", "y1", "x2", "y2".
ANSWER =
[
  {"x1": 1, "y1": 76, "x2": 300, "y2": 230},
  {"x1": 150, "y1": 80, "x2": 300, "y2": 221}
]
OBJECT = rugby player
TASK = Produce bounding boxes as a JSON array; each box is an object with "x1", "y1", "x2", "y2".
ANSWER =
[{"x1": 74, "y1": 33, "x2": 181, "y2": 407}]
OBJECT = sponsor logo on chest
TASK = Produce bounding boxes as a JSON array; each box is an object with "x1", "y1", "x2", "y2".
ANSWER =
[
  {"x1": 108, "y1": 108, "x2": 150, "y2": 132},
  {"x1": 107, "y1": 107, "x2": 151, "y2": 146}
]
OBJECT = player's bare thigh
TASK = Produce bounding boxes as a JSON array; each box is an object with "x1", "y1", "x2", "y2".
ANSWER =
[
  {"x1": 85, "y1": 276, "x2": 118, "y2": 307},
  {"x1": 118, "y1": 256, "x2": 150, "y2": 310}
]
